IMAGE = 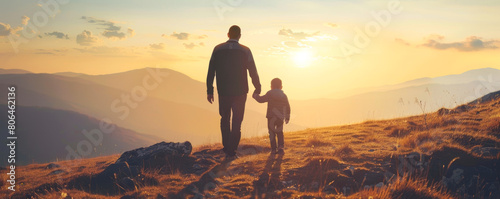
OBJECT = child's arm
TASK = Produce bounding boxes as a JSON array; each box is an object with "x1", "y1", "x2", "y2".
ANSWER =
[
  {"x1": 252, "y1": 92, "x2": 269, "y2": 103},
  {"x1": 284, "y1": 94, "x2": 291, "y2": 124}
]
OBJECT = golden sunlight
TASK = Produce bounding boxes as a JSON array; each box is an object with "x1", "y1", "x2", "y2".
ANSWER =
[{"x1": 292, "y1": 49, "x2": 314, "y2": 68}]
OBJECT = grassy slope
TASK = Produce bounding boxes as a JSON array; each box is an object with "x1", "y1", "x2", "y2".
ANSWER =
[{"x1": 2, "y1": 93, "x2": 500, "y2": 199}]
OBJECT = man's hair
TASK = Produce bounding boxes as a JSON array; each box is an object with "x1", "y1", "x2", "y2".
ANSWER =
[
  {"x1": 271, "y1": 78, "x2": 282, "y2": 89},
  {"x1": 228, "y1": 25, "x2": 241, "y2": 39}
]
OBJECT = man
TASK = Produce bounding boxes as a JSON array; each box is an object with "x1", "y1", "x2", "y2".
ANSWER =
[{"x1": 206, "y1": 25, "x2": 261, "y2": 159}]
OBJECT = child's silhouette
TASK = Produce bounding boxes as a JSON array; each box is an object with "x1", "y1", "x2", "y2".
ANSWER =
[{"x1": 253, "y1": 78, "x2": 291, "y2": 154}]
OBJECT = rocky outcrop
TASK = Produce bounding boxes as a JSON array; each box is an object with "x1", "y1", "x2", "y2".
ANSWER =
[{"x1": 68, "y1": 141, "x2": 198, "y2": 195}]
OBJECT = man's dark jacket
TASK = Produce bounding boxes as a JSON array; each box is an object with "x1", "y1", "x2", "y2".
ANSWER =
[{"x1": 206, "y1": 39, "x2": 261, "y2": 96}]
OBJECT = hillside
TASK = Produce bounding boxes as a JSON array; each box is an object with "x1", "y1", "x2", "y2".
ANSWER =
[
  {"x1": 0, "y1": 105, "x2": 159, "y2": 166},
  {"x1": 0, "y1": 73, "x2": 223, "y2": 145},
  {"x1": 2, "y1": 90, "x2": 499, "y2": 198}
]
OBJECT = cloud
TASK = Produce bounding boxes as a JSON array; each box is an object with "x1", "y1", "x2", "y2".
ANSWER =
[
  {"x1": 395, "y1": 38, "x2": 410, "y2": 46},
  {"x1": 76, "y1": 30, "x2": 99, "y2": 46},
  {"x1": 21, "y1": 16, "x2": 30, "y2": 26},
  {"x1": 0, "y1": 23, "x2": 14, "y2": 36},
  {"x1": 183, "y1": 42, "x2": 204, "y2": 49},
  {"x1": 265, "y1": 45, "x2": 288, "y2": 55},
  {"x1": 281, "y1": 41, "x2": 310, "y2": 48},
  {"x1": 164, "y1": 32, "x2": 207, "y2": 40},
  {"x1": 325, "y1": 23, "x2": 337, "y2": 28},
  {"x1": 279, "y1": 28, "x2": 320, "y2": 40},
  {"x1": 102, "y1": 30, "x2": 126, "y2": 39},
  {"x1": 149, "y1": 43, "x2": 165, "y2": 50},
  {"x1": 73, "y1": 46, "x2": 142, "y2": 57},
  {"x1": 422, "y1": 35, "x2": 500, "y2": 51},
  {"x1": 170, "y1": 32, "x2": 190, "y2": 40},
  {"x1": 45, "y1": 31, "x2": 69, "y2": 39},
  {"x1": 127, "y1": 28, "x2": 135, "y2": 37},
  {"x1": 81, "y1": 16, "x2": 130, "y2": 40}
]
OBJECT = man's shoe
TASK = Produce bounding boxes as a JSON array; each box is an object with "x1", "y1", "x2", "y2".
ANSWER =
[
  {"x1": 225, "y1": 154, "x2": 239, "y2": 161},
  {"x1": 277, "y1": 148, "x2": 285, "y2": 154},
  {"x1": 270, "y1": 149, "x2": 277, "y2": 154}
]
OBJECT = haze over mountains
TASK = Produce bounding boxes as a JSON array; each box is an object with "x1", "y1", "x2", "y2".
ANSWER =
[
  {"x1": 0, "y1": 105, "x2": 158, "y2": 166},
  {"x1": 1, "y1": 67, "x2": 499, "y2": 165},
  {"x1": 296, "y1": 67, "x2": 500, "y2": 127}
]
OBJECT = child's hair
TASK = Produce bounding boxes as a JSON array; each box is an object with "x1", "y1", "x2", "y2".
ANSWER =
[{"x1": 271, "y1": 78, "x2": 282, "y2": 89}]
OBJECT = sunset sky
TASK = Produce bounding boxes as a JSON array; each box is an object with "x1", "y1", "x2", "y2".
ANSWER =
[{"x1": 1, "y1": 0, "x2": 499, "y2": 99}]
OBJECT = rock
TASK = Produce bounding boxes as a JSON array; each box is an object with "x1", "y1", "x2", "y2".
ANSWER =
[
  {"x1": 45, "y1": 163, "x2": 61, "y2": 169},
  {"x1": 343, "y1": 186, "x2": 352, "y2": 195},
  {"x1": 156, "y1": 193, "x2": 167, "y2": 199},
  {"x1": 116, "y1": 141, "x2": 192, "y2": 165},
  {"x1": 441, "y1": 168, "x2": 464, "y2": 190},
  {"x1": 471, "y1": 146, "x2": 500, "y2": 158},
  {"x1": 364, "y1": 171, "x2": 385, "y2": 186},
  {"x1": 48, "y1": 169, "x2": 66, "y2": 175},
  {"x1": 68, "y1": 141, "x2": 194, "y2": 195},
  {"x1": 375, "y1": 182, "x2": 384, "y2": 188},
  {"x1": 368, "y1": 149, "x2": 375, "y2": 152},
  {"x1": 118, "y1": 177, "x2": 136, "y2": 191},
  {"x1": 383, "y1": 171, "x2": 395, "y2": 182}
]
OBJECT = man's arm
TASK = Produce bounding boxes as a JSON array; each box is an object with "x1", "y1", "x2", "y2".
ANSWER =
[
  {"x1": 206, "y1": 48, "x2": 217, "y2": 103},
  {"x1": 285, "y1": 94, "x2": 291, "y2": 123},
  {"x1": 247, "y1": 49, "x2": 261, "y2": 94}
]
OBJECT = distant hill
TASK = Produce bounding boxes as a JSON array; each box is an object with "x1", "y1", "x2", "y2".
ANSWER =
[
  {"x1": 0, "y1": 68, "x2": 31, "y2": 74},
  {"x1": 0, "y1": 105, "x2": 158, "y2": 166},
  {"x1": 324, "y1": 67, "x2": 500, "y2": 99},
  {"x1": 291, "y1": 68, "x2": 500, "y2": 128},
  {"x1": 0, "y1": 73, "x2": 222, "y2": 145}
]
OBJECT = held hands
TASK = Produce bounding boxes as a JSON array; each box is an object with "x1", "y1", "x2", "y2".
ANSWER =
[
  {"x1": 207, "y1": 94, "x2": 214, "y2": 104},
  {"x1": 252, "y1": 92, "x2": 259, "y2": 100}
]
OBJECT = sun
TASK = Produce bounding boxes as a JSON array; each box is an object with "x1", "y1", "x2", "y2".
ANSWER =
[{"x1": 292, "y1": 49, "x2": 314, "y2": 68}]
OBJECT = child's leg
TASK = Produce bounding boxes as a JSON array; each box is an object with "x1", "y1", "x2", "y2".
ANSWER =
[
  {"x1": 275, "y1": 119, "x2": 285, "y2": 149},
  {"x1": 267, "y1": 118, "x2": 277, "y2": 151}
]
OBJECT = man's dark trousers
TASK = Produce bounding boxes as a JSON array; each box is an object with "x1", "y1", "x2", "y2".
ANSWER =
[{"x1": 218, "y1": 94, "x2": 247, "y2": 156}]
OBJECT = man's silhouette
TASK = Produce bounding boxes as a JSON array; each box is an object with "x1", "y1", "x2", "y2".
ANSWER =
[{"x1": 206, "y1": 25, "x2": 261, "y2": 159}]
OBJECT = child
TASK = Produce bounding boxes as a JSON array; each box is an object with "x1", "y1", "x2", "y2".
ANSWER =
[{"x1": 253, "y1": 78, "x2": 291, "y2": 154}]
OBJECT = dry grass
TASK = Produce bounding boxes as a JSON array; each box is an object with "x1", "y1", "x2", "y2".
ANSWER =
[
  {"x1": 333, "y1": 144, "x2": 355, "y2": 157},
  {"x1": 305, "y1": 136, "x2": 330, "y2": 147},
  {"x1": 400, "y1": 131, "x2": 436, "y2": 149},
  {"x1": 353, "y1": 176, "x2": 453, "y2": 199}
]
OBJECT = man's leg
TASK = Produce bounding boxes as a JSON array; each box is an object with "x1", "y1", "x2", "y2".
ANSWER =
[
  {"x1": 229, "y1": 94, "x2": 247, "y2": 155},
  {"x1": 268, "y1": 118, "x2": 277, "y2": 151},
  {"x1": 218, "y1": 95, "x2": 232, "y2": 155}
]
